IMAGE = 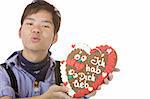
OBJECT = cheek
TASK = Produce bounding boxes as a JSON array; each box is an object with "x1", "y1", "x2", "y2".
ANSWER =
[
  {"x1": 20, "y1": 29, "x2": 30, "y2": 43},
  {"x1": 21, "y1": 31, "x2": 28, "y2": 39},
  {"x1": 43, "y1": 32, "x2": 54, "y2": 41}
]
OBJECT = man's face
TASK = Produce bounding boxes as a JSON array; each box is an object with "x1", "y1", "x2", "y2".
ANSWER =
[{"x1": 19, "y1": 10, "x2": 57, "y2": 52}]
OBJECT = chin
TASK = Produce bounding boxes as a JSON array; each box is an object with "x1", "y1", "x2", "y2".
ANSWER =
[{"x1": 25, "y1": 45, "x2": 47, "y2": 51}]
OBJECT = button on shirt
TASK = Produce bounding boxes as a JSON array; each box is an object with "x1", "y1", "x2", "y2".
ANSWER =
[{"x1": 0, "y1": 51, "x2": 56, "y2": 98}]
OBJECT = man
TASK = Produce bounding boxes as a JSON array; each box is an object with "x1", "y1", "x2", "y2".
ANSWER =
[{"x1": 0, "y1": 0, "x2": 118, "y2": 99}]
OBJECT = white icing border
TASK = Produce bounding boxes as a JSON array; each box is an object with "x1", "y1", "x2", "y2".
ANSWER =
[
  {"x1": 60, "y1": 61, "x2": 76, "y2": 96},
  {"x1": 60, "y1": 43, "x2": 91, "y2": 97}
]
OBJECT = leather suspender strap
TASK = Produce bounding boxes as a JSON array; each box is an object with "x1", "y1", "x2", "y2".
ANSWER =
[
  {"x1": 1, "y1": 63, "x2": 19, "y2": 98},
  {"x1": 0, "y1": 61, "x2": 63, "y2": 97}
]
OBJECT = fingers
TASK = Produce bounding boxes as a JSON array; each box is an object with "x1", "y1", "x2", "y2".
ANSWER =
[
  {"x1": 104, "y1": 72, "x2": 113, "y2": 84},
  {"x1": 0, "y1": 96, "x2": 12, "y2": 99},
  {"x1": 108, "y1": 68, "x2": 119, "y2": 81},
  {"x1": 56, "y1": 92, "x2": 72, "y2": 99},
  {"x1": 73, "y1": 98, "x2": 83, "y2": 99},
  {"x1": 44, "y1": 85, "x2": 72, "y2": 99},
  {"x1": 103, "y1": 68, "x2": 119, "y2": 84},
  {"x1": 97, "y1": 85, "x2": 101, "y2": 90},
  {"x1": 113, "y1": 68, "x2": 120, "y2": 72},
  {"x1": 60, "y1": 83, "x2": 64, "y2": 86},
  {"x1": 89, "y1": 91, "x2": 96, "y2": 97},
  {"x1": 50, "y1": 85, "x2": 69, "y2": 93},
  {"x1": 86, "y1": 91, "x2": 96, "y2": 97},
  {"x1": 104, "y1": 78, "x2": 109, "y2": 85},
  {"x1": 81, "y1": 68, "x2": 120, "y2": 99},
  {"x1": 108, "y1": 73, "x2": 113, "y2": 81},
  {"x1": 56, "y1": 86, "x2": 69, "y2": 93}
]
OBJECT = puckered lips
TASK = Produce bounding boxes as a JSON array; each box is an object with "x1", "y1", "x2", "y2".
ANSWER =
[{"x1": 31, "y1": 36, "x2": 41, "y2": 43}]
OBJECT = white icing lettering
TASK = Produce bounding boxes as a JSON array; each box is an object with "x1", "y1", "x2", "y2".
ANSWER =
[
  {"x1": 86, "y1": 64, "x2": 101, "y2": 74},
  {"x1": 79, "y1": 73, "x2": 85, "y2": 82},
  {"x1": 91, "y1": 57, "x2": 97, "y2": 65},
  {"x1": 91, "y1": 67, "x2": 95, "y2": 73},
  {"x1": 101, "y1": 58, "x2": 105, "y2": 67},
  {"x1": 73, "y1": 80, "x2": 89, "y2": 88},
  {"x1": 78, "y1": 72, "x2": 96, "y2": 82},
  {"x1": 91, "y1": 74, "x2": 96, "y2": 81},
  {"x1": 73, "y1": 80, "x2": 79, "y2": 87},
  {"x1": 80, "y1": 82, "x2": 84, "y2": 88},
  {"x1": 73, "y1": 73, "x2": 78, "y2": 78},
  {"x1": 91, "y1": 56, "x2": 101, "y2": 66},
  {"x1": 91, "y1": 56, "x2": 106, "y2": 67},
  {"x1": 86, "y1": 64, "x2": 91, "y2": 72},
  {"x1": 84, "y1": 82, "x2": 90, "y2": 88}
]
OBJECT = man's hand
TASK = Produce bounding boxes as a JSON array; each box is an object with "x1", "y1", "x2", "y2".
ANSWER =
[
  {"x1": 40, "y1": 84, "x2": 73, "y2": 99},
  {"x1": 84, "y1": 68, "x2": 120, "y2": 98},
  {"x1": 0, "y1": 85, "x2": 81, "y2": 99},
  {"x1": 0, "y1": 96, "x2": 12, "y2": 99},
  {"x1": 15, "y1": 68, "x2": 119, "y2": 99}
]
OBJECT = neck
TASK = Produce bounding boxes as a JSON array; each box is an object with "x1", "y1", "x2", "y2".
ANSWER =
[{"x1": 22, "y1": 49, "x2": 48, "y2": 63}]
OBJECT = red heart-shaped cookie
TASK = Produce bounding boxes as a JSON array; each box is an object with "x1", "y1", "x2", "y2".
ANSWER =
[{"x1": 60, "y1": 44, "x2": 117, "y2": 98}]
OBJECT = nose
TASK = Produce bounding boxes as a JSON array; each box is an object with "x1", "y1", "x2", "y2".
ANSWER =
[{"x1": 32, "y1": 26, "x2": 41, "y2": 34}]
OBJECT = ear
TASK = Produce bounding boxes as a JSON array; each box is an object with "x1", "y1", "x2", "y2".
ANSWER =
[
  {"x1": 52, "y1": 33, "x2": 58, "y2": 44},
  {"x1": 19, "y1": 27, "x2": 22, "y2": 38}
]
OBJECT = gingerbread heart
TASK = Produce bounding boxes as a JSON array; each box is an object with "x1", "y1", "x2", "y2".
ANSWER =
[{"x1": 60, "y1": 44, "x2": 117, "y2": 98}]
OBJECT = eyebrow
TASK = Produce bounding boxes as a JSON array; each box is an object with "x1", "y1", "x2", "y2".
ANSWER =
[
  {"x1": 25, "y1": 17, "x2": 53, "y2": 24},
  {"x1": 42, "y1": 20, "x2": 53, "y2": 25},
  {"x1": 25, "y1": 17, "x2": 35, "y2": 21}
]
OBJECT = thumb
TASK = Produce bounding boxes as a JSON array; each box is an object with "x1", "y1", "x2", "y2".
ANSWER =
[
  {"x1": 113, "y1": 68, "x2": 120, "y2": 72},
  {"x1": 51, "y1": 85, "x2": 69, "y2": 93}
]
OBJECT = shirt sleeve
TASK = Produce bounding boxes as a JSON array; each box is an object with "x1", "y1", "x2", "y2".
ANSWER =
[{"x1": 0, "y1": 66, "x2": 16, "y2": 99}]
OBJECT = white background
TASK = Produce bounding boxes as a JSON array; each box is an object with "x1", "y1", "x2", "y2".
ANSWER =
[{"x1": 0, "y1": 0, "x2": 150, "y2": 99}]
